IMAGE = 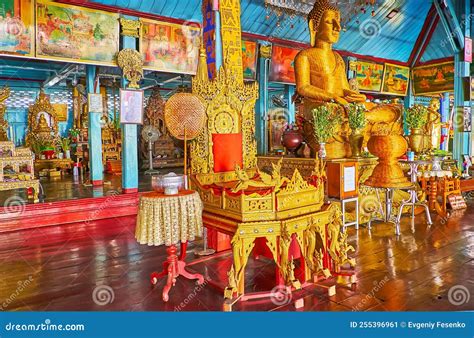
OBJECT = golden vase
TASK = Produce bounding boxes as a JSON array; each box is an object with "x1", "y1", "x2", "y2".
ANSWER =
[
  {"x1": 408, "y1": 128, "x2": 425, "y2": 154},
  {"x1": 364, "y1": 135, "x2": 411, "y2": 188},
  {"x1": 349, "y1": 130, "x2": 364, "y2": 158}
]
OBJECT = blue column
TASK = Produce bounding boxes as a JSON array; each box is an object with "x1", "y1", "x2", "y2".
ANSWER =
[
  {"x1": 86, "y1": 65, "x2": 103, "y2": 185},
  {"x1": 440, "y1": 92, "x2": 450, "y2": 151},
  {"x1": 452, "y1": 0, "x2": 471, "y2": 165},
  {"x1": 255, "y1": 52, "x2": 269, "y2": 155},
  {"x1": 121, "y1": 16, "x2": 139, "y2": 193},
  {"x1": 284, "y1": 84, "x2": 295, "y2": 124},
  {"x1": 403, "y1": 83, "x2": 415, "y2": 136},
  {"x1": 215, "y1": 9, "x2": 223, "y2": 71}
]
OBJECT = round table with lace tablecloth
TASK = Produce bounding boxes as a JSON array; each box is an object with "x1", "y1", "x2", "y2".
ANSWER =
[{"x1": 135, "y1": 190, "x2": 204, "y2": 302}]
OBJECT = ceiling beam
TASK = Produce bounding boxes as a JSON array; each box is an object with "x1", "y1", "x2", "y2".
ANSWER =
[
  {"x1": 408, "y1": 5, "x2": 439, "y2": 66},
  {"x1": 433, "y1": 0, "x2": 463, "y2": 52}
]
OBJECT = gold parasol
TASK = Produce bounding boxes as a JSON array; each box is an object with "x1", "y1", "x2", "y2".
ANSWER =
[{"x1": 164, "y1": 92, "x2": 206, "y2": 179}]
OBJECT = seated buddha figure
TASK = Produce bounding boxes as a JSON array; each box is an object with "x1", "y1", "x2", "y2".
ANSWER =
[
  {"x1": 295, "y1": 0, "x2": 401, "y2": 158},
  {"x1": 37, "y1": 114, "x2": 51, "y2": 133}
]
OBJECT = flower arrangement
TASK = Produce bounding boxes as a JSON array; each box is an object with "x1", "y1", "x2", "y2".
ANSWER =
[
  {"x1": 30, "y1": 137, "x2": 45, "y2": 155},
  {"x1": 405, "y1": 104, "x2": 428, "y2": 129},
  {"x1": 346, "y1": 103, "x2": 367, "y2": 131},
  {"x1": 311, "y1": 104, "x2": 341, "y2": 143},
  {"x1": 283, "y1": 122, "x2": 299, "y2": 131},
  {"x1": 59, "y1": 137, "x2": 71, "y2": 152}
]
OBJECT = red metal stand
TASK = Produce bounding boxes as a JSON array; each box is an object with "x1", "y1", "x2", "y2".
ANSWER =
[{"x1": 150, "y1": 242, "x2": 205, "y2": 302}]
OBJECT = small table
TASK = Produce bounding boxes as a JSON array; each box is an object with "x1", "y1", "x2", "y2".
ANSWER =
[
  {"x1": 330, "y1": 197, "x2": 359, "y2": 232},
  {"x1": 135, "y1": 190, "x2": 205, "y2": 301},
  {"x1": 364, "y1": 183, "x2": 412, "y2": 235},
  {"x1": 397, "y1": 160, "x2": 432, "y2": 226}
]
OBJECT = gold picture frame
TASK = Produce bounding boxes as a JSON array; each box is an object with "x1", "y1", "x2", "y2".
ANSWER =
[
  {"x1": 140, "y1": 18, "x2": 201, "y2": 75},
  {"x1": 120, "y1": 89, "x2": 144, "y2": 125},
  {"x1": 381, "y1": 63, "x2": 410, "y2": 96},
  {"x1": 0, "y1": 0, "x2": 35, "y2": 58},
  {"x1": 52, "y1": 103, "x2": 68, "y2": 122},
  {"x1": 411, "y1": 61, "x2": 455, "y2": 96},
  {"x1": 35, "y1": 0, "x2": 119, "y2": 66}
]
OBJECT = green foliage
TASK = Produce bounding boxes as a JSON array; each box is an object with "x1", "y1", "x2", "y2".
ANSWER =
[
  {"x1": 59, "y1": 137, "x2": 71, "y2": 151},
  {"x1": 93, "y1": 23, "x2": 104, "y2": 40},
  {"x1": 50, "y1": 29, "x2": 65, "y2": 42},
  {"x1": 346, "y1": 103, "x2": 367, "y2": 131},
  {"x1": 311, "y1": 105, "x2": 341, "y2": 143},
  {"x1": 69, "y1": 128, "x2": 80, "y2": 138},
  {"x1": 433, "y1": 149, "x2": 451, "y2": 157},
  {"x1": 405, "y1": 104, "x2": 428, "y2": 129}
]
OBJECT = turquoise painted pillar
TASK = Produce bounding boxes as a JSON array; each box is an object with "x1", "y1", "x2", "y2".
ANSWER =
[
  {"x1": 215, "y1": 9, "x2": 223, "y2": 71},
  {"x1": 403, "y1": 83, "x2": 415, "y2": 136},
  {"x1": 346, "y1": 57, "x2": 357, "y2": 80},
  {"x1": 453, "y1": 54, "x2": 468, "y2": 164},
  {"x1": 121, "y1": 16, "x2": 139, "y2": 193},
  {"x1": 86, "y1": 65, "x2": 103, "y2": 185},
  {"x1": 256, "y1": 48, "x2": 269, "y2": 155},
  {"x1": 453, "y1": 0, "x2": 471, "y2": 165},
  {"x1": 440, "y1": 92, "x2": 450, "y2": 151},
  {"x1": 284, "y1": 84, "x2": 295, "y2": 124}
]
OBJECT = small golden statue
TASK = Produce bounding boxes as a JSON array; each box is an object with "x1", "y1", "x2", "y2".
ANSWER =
[
  {"x1": 0, "y1": 87, "x2": 10, "y2": 141},
  {"x1": 295, "y1": 0, "x2": 401, "y2": 158},
  {"x1": 37, "y1": 114, "x2": 51, "y2": 134},
  {"x1": 425, "y1": 98, "x2": 442, "y2": 150}
]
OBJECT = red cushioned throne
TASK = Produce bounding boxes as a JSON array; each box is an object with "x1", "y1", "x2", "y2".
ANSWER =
[{"x1": 189, "y1": 43, "x2": 355, "y2": 310}]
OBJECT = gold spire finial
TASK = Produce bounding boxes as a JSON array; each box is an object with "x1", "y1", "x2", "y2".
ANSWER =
[{"x1": 196, "y1": 45, "x2": 209, "y2": 83}]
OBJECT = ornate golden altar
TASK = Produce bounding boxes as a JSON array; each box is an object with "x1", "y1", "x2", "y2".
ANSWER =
[{"x1": 0, "y1": 141, "x2": 39, "y2": 203}]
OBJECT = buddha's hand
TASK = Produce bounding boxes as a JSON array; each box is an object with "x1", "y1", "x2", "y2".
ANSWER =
[
  {"x1": 334, "y1": 96, "x2": 349, "y2": 105},
  {"x1": 343, "y1": 89, "x2": 367, "y2": 103}
]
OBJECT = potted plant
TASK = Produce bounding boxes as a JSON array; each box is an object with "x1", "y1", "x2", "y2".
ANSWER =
[
  {"x1": 311, "y1": 104, "x2": 341, "y2": 158},
  {"x1": 60, "y1": 137, "x2": 71, "y2": 159},
  {"x1": 30, "y1": 137, "x2": 45, "y2": 157},
  {"x1": 41, "y1": 140, "x2": 56, "y2": 160},
  {"x1": 69, "y1": 128, "x2": 80, "y2": 143},
  {"x1": 405, "y1": 105, "x2": 428, "y2": 154},
  {"x1": 347, "y1": 103, "x2": 367, "y2": 158}
]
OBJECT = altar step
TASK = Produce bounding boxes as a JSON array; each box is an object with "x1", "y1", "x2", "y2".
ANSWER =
[{"x1": 0, "y1": 193, "x2": 140, "y2": 233}]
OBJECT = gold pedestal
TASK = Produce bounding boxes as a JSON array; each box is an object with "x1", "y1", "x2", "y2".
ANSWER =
[{"x1": 364, "y1": 135, "x2": 411, "y2": 188}]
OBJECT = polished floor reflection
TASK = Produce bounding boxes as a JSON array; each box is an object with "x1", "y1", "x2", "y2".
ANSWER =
[{"x1": 0, "y1": 204, "x2": 472, "y2": 311}]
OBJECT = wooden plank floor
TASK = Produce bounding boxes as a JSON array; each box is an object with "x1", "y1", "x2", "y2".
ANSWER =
[{"x1": 0, "y1": 205, "x2": 473, "y2": 311}]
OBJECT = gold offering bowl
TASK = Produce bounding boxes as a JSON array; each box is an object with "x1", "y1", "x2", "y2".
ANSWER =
[{"x1": 364, "y1": 135, "x2": 411, "y2": 188}]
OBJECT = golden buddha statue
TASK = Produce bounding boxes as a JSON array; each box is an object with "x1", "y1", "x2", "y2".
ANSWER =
[
  {"x1": 295, "y1": 0, "x2": 401, "y2": 158},
  {"x1": 37, "y1": 114, "x2": 52, "y2": 134},
  {"x1": 425, "y1": 98, "x2": 442, "y2": 150}
]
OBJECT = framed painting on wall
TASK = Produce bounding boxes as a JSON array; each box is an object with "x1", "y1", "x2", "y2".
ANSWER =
[
  {"x1": 381, "y1": 63, "x2": 410, "y2": 96},
  {"x1": 242, "y1": 40, "x2": 258, "y2": 81},
  {"x1": 35, "y1": 0, "x2": 119, "y2": 65},
  {"x1": 88, "y1": 93, "x2": 103, "y2": 113},
  {"x1": 52, "y1": 103, "x2": 68, "y2": 122},
  {"x1": 269, "y1": 45, "x2": 300, "y2": 84},
  {"x1": 412, "y1": 61, "x2": 455, "y2": 96},
  {"x1": 355, "y1": 60, "x2": 384, "y2": 92},
  {"x1": 140, "y1": 19, "x2": 200, "y2": 75},
  {"x1": 268, "y1": 107, "x2": 289, "y2": 153},
  {"x1": 120, "y1": 89, "x2": 143, "y2": 125},
  {"x1": 0, "y1": 0, "x2": 34, "y2": 57}
]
